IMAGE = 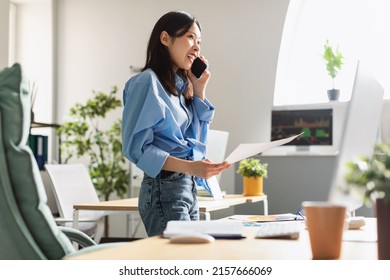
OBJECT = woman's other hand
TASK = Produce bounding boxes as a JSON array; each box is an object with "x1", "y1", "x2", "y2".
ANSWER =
[{"x1": 190, "y1": 159, "x2": 231, "y2": 179}]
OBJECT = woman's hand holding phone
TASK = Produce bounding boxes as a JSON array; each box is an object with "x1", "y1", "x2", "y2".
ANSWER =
[
  {"x1": 191, "y1": 57, "x2": 207, "y2": 79},
  {"x1": 189, "y1": 56, "x2": 210, "y2": 100}
]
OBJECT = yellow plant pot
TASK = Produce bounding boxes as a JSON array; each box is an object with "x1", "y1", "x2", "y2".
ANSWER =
[{"x1": 243, "y1": 176, "x2": 264, "y2": 196}]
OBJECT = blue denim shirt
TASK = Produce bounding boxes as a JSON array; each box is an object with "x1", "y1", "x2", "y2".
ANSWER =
[{"x1": 122, "y1": 69, "x2": 215, "y2": 178}]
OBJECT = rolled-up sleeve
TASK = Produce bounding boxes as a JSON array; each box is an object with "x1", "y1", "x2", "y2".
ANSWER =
[
  {"x1": 192, "y1": 96, "x2": 215, "y2": 122},
  {"x1": 122, "y1": 76, "x2": 169, "y2": 177}
]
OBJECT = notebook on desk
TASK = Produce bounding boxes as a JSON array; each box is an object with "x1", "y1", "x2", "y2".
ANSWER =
[
  {"x1": 163, "y1": 220, "x2": 245, "y2": 239},
  {"x1": 228, "y1": 214, "x2": 304, "y2": 223}
]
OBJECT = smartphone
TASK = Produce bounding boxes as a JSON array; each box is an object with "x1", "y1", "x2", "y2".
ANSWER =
[{"x1": 191, "y1": 57, "x2": 207, "y2": 79}]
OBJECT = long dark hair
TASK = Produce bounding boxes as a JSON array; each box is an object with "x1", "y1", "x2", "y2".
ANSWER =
[{"x1": 143, "y1": 11, "x2": 201, "y2": 97}]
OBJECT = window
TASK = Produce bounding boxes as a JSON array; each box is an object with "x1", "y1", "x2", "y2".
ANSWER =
[{"x1": 274, "y1": 0, "x2": 390, "y2": 105}]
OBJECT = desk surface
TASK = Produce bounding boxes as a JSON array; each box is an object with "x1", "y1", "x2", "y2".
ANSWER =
[
  {"x1": 73, "y1": 194, "x2": 268, "y2": 213},
  {"x1": 67, "y1": 218, "x2": 377, "y2": 260}
]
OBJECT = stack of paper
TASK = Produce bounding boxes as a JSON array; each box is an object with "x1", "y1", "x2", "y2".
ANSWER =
[
  {"x1": 163, "y1": 220, "x2": 244, "y2": 239},
  {"x1": 228, "y1": 214, "x2": 304, "y2": 223}
]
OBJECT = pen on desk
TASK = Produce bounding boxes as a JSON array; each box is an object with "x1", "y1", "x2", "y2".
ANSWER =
[
  {"x1": 295, "y1": 210, "x2": 305, "y2": 221},
  {"x1": 212, "y1": 235, "x2": 246, "y2": 240}
]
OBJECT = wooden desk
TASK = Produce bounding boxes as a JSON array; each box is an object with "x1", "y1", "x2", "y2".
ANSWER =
[
  {"x1": 66, "y1": 218, "x2": 378, "y2": 260},
  {"x1": 73, "y1": 194, "x2": 268, "y2": 229},
  {"x1": 197, "y1": 194, "x2": 268, "y2": 219}
]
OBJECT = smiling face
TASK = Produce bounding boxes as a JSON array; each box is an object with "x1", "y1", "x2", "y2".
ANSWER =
[{"x1": 160, "y1": 23, "x2": 202, "y2": 72}]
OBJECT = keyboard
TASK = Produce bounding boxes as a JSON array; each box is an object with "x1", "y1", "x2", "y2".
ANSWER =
[{"x1": 255, "y1": 222, "x2": 302, "y2": 240}]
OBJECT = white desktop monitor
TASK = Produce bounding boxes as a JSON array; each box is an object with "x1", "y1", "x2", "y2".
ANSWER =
[
  {"x1": 328, "y1": 61, "x2": 384, "y2": 212},
  {"x1": 268, "y1": 102, "x2": 346, "y2": 155},
  {"x1": 271, "y1": 107, "x2": 333, "y2": 149}
]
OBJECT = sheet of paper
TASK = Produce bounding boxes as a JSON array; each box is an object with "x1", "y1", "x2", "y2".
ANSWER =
[
  {"x1": 224, "y1": 133, "x2": 302, "y2": 164},
  {"x1": 163, "y1": 220, "x2": 244, "y2": 238}
]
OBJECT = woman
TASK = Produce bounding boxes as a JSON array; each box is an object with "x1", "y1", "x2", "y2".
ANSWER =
[{"x1": 122, "y1": 11, "x2": 231, "y2": 236}]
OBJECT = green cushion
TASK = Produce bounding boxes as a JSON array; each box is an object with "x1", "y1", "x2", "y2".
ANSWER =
[
  {"x1": 0, "y1": 63, "x2": 75, "y2": 259},
  {"x1": 0, "y1": 113, "x2": 45, "y2": 259},
  {"x1": 0, "y1": 63, "x2": 29, "y2": 147}
]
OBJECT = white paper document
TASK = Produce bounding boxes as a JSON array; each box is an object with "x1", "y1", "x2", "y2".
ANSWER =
[
  {"x1": 163, "y1": 220, "x2": 244, "y2": 238},
  {"x1": 224, "y1": 133, "x2": 302, "y2": 164}
]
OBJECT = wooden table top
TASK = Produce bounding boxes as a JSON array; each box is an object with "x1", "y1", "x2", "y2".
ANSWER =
[{"x1": 66, "y1": 218, "x2": 377, "y2": 260}]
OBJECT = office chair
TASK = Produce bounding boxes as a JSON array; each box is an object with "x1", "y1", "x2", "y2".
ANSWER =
[
  {"x1": 45, "y1": 164, "x2": 105, "y2": 243},
  {"x1": 0, "y1": 63, "x2": 120, "y2": 259}
]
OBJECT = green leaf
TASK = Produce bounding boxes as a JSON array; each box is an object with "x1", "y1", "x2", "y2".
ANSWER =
[
  {"x1": 58, "y1": 86, "x2": 129, "y2": 200},
  {"x1": 237, "y1": 158, "x2": 268, "y2": 178},
  {"x1": 323, "y1": 40, "x2": 344, "y2": 80},
  {"x1": 345, "y1": 143, "x2": 390, "y2": 206}
]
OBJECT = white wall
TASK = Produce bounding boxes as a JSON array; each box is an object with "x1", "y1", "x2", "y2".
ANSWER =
[
  {"x1": 0, "y1": 0, "x2": 10, "y2": 68},
  {"x1": 13, "y1": 0, "x2": 54, "y2": 123},
  {"x1": 55, "y1": 0, "x2": 290, "y2": 195},
  {"x1": 11, "y1": 0, "x2": 59, "y2": 163},
  {"x1": 382, "y1": 100, "x2": 390, "y2": 142}
]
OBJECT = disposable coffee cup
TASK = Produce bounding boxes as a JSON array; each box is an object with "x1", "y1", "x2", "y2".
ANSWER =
[{"x1": 302, "y1": 201, "x2": 346, "y2": 260}]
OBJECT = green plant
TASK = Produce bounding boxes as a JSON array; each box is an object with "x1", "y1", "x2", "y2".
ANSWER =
[
  {"x1": 345, "y1": 143, "x2": 390, "y2": 206},
  {"x1": 237, "y1": 158, "x2": 268, "y2": 178},
  {"x1": 57, "y1": 86, "x2": 129, "y2": 201},
  {"x1": 323, "y1": 40, "x2": 344, "y2": 88}
]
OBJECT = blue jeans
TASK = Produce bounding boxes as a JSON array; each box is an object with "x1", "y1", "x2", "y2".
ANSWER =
[{"x1": 138, "y1": 171, "x2": 199, "y2": 237}]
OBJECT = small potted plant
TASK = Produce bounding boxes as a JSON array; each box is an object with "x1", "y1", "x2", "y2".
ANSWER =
[
  {"x1": 237, "y1": 157, "x2": 268, "y2": 196},
  {"x1": 323, "y1": 40, "x2": 344, "y2": 101},
  {"x1": 345, "y1": 143, "x2": 390, "y2": 259}
]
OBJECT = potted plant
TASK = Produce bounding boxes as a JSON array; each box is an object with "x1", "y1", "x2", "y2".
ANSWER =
[
  {"x1": 345, "y1": 143, "x2": 390, "y2": 259},
  {"x1": 57, "y1": 86, "x2": 130, "y2": 236},
  {"x1": 237, "y1": 157, "x2": 268, "y2": 196},
  {"x1": 323, "y1": 40, "x2": 344, "y2": 101}
]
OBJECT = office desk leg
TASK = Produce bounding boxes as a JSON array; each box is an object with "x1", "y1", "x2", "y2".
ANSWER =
[
  {"x1": 200, "y1": 211, "x2": 210, "y2": 221},
  {"x1": 73, "y1": 209, "x2": 79, "y2": 230},
  {"x1": 263, "y1": 199, "x2": 268, "y2": 215},
  {"x1": 72, "y1": 209, "x2": 80, "y2": 249},
  {"x1": 126, "y1": 212, "x2": 143, "y2": 239}
]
